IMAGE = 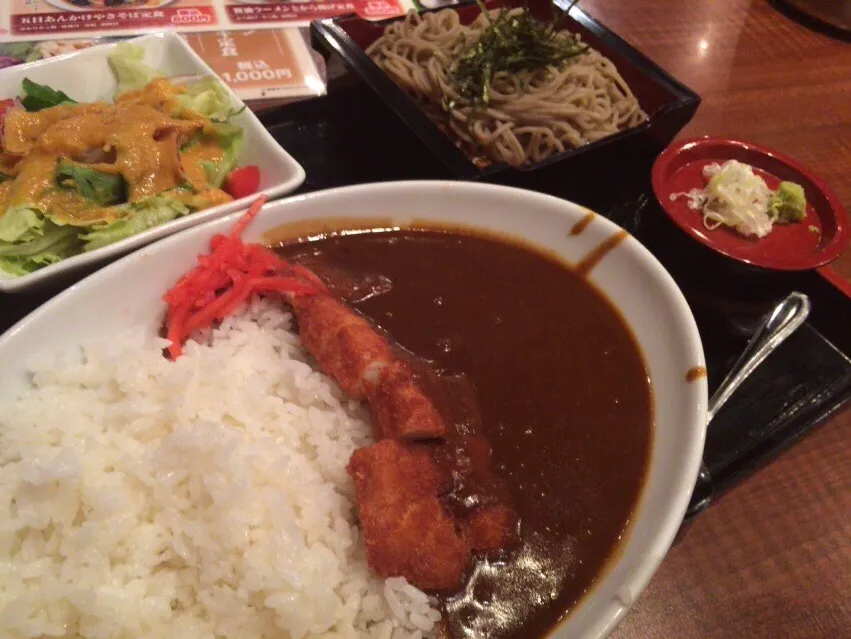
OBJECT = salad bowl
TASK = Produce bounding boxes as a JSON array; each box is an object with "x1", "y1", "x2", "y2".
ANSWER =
[{"x1": 0, "y1": 32, "x2": 305, "y2": 293}]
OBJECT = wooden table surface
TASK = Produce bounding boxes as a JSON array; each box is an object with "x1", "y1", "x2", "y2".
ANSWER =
[
  {"x1": 0, "y1": 2, "x2": 847, "y2": 637},
  {"x1": 577, "y1": 1, "x2": 851, "y2": 637}
]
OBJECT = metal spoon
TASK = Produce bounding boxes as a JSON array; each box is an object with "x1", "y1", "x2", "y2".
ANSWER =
[{"x1": 689, "y1": 291, "x2": 812, "y2": 516}]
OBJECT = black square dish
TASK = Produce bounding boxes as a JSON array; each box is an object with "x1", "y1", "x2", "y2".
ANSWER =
[{"x1": 312, "y1": 0, "x2": 702, "y2": 179}]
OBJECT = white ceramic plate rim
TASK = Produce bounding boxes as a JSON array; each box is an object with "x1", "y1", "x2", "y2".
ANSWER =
[
  {"x1": 0, "y1": 181, "x2": 707, "y2": 639},
  {"x1": 0, "y1": 32, "x2": 306, "y2": 293}
]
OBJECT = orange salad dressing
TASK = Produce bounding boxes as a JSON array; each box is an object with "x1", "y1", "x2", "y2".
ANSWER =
[{"x1": 0, "y1": 78, "x2": 232, "y2": 225}]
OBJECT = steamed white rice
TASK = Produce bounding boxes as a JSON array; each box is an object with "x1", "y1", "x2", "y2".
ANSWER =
[{"x1": 0, "y1": 299, "x2": 440, "y2": 639}]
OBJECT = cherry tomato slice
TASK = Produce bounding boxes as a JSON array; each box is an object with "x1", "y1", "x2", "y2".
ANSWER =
[{"x1": 223, "y1": 165, "x2": 261, "y2": 200}]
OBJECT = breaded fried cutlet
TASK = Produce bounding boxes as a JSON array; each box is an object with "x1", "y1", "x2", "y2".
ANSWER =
[
  {"x1": 463, "y1": 503, "x2": 520, "y2": 555},
  {"x1": 347, "y1": 439, "x2": 471, "y2": 591},
  {"x1": 366, "y1": 360, "x2": 448, "y2": 440},
  {"x1": 291, "y1": 294, "x2": 393, "y2": 400}
]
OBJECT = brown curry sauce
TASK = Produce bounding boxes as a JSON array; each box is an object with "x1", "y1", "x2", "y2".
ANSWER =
[{"x1": 273, "y1": 227, "x2": 653, "y2": 639}]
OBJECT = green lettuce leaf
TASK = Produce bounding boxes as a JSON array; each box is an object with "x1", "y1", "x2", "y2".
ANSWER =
[
  {"x1": 80, "y1": 196, "x2": 190, "y2": 252},
  {"x1": 20, "y1": 78, "x2": 77, "y2": 112},
  {"x1": 0, "y1": 43, "x2": 34, "y2": 60},
  {"x1": 180, "y1": 133, "x2": 201, "y2": 152},
  {"x1": 200, "y1": 122, "x2": 244, "y2": 188},
  {"x1": 163, "y1": 181, "x2": 195, "y2": 194},
  {"x1": 0, "y1": 218, "x2": 81, "y2": 276},
  {"x1": 178, "y1": 76, "x2": 238, "y2": 122},
  {"x1": 55, "y1": 159, "x2": 127, "y2": 207},
  {"x1": 0, "y1": 205, "x2": 45, "y2": 243},
  {"x1": 108, "y1": 42, "x2": 163, "y2": 94},
  {"x1": 200, "y1": 160, "x2": 218, "y2": 185},
  {"x1": 0, "y1": 42, "x2": 45, "y2": 63}
]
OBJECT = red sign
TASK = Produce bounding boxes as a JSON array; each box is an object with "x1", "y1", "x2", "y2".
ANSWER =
[
  {"x1": 226, "y1": 0, "x2": 404, "y2": 24},
  {"x1": 10, "y1": 8, "x2": 218, "y2": 36}
]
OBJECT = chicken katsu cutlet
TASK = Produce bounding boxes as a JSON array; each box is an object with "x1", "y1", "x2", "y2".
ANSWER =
[
  {"x1": 292, "y1": 287, "x2": 518, "y2": 591},
  {"x1": 348, "y1": 440, "x2": 472, "y2": 591}
]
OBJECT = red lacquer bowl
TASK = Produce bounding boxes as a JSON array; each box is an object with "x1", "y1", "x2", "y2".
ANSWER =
[{"x1": 652, "y1": 137, "x2": 848, "y2": 271}]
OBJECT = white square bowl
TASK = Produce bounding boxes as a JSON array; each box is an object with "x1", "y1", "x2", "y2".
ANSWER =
[{"x1": 0, "y1": 32, "x2": 305, "y2": 293}]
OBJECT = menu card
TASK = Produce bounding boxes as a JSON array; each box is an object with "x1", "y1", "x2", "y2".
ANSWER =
[
  {"x1": 0, "y1": 29, "x2": 326, "y2": 102},
  {"x1": 0, "y1": 0, "x2": 414, "y2": 41},
  {"x1": 184, "y1": 30, "x2": 325, "y2": 100}
]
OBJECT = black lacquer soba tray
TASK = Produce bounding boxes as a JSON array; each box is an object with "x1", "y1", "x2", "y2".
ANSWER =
[
  {"x1": 311, "y1": 0, "x2": 701, "y2": 179},
  {"x1": 1, "y1": 73, "x2": 849, "y2": 521}
]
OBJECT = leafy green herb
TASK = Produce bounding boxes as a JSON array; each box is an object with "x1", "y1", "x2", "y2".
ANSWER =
[
  {"x1": 20, "y1": 78, "x2": 77, "y2": 112},
  {"x1": 445, "y1": 0, "x2": 588, "y2": 111},
  {"x1": 55, "y1": 159, "x2": 127, "y2": 207},
  {"x1": 0, "y1": 173, "x2": 12, "y2": 183}
]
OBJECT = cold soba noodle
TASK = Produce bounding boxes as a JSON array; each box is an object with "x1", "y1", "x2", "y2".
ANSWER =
[{"x1": 368, "y1": 7, "x2": 647, "y2": 166}]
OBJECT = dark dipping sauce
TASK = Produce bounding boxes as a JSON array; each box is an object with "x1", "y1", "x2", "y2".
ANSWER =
[{"x1": 273, "y1": 227, "x2": 653, "y2": 639}]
